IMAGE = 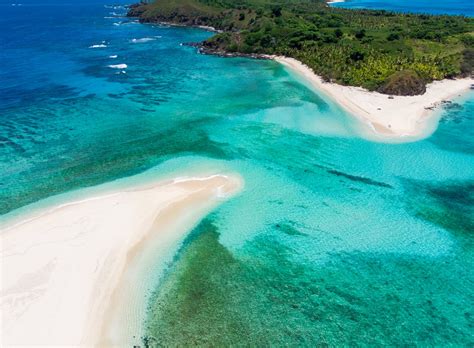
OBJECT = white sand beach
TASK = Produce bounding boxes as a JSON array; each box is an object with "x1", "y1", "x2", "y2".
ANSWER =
[
  {"x1": 0, "y1": 173, "x2": 242, "y2": 346},
  {"x1": 276, "y1": 56, "x2": 474, "y2": 140}
]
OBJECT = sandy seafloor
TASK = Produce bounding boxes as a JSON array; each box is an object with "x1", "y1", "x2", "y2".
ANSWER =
[{"x1": 1, "y1": 0, "x2": 474, "y2": 346}]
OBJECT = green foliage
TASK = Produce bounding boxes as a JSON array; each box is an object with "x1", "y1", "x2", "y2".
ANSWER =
[
  {"x1": 387, "y1": 32, "x2": 400, "y2": 41},
  {"x1": 129, "y1": 0, "x2": 474, "y2": 94},
  {"x1": 461, "y1": 48, "x2": 474, "y2": 76},
  {"x1": 460, "y1": 33, "x2": 474, "y2": 47},
  {"x1": 378, "y1": 70, "x2": 426, "y2": 95},
  {"x1": 355, "y1": 29, "x2": 366, "y2": 39},
  {"x1": 271, "y1": 5, "x2": 282, "y2": 17}
]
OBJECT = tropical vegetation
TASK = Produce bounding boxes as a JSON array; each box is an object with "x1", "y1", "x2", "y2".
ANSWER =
[{"x1": 128, "y1": 0, "x2": 474, "y2": 95}]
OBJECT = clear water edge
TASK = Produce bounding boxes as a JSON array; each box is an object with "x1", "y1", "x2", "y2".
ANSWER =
[{"x1": 1, "y1": 1, "x2": 474, "y2": 346}]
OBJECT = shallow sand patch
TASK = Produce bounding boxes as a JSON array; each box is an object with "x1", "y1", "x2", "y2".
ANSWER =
[{"x1": 1, "y1": 173, "x2": 242, "y2": 346}]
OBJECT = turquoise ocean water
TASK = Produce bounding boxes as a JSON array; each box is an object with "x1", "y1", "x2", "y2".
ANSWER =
[{"x1": 1, "y1": 0, "x2": 473, "y2": 345}]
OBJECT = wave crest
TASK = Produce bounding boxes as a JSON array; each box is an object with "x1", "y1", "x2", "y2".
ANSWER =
[
  {"x1": 108, "y1": 64, "x2": 127, "y2": 69},
  {"x1": 130, "y1": 37, "x2": 159, "y2": 43}
]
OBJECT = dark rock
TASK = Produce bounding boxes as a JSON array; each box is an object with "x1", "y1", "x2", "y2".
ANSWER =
[{"x1": 378, "y1": 70, "x2": 426, "y2": 96}]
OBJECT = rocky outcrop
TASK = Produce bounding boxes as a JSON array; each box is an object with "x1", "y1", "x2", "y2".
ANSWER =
[
  {"x1": 378, "y1": 70, "x2": 427, "y2": 96},
  {"x1": 126, "y1": 3, "x2": 147, "y2": 18}
]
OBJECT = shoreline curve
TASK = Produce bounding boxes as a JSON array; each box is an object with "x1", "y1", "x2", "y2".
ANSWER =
[
  {"x1": 274, "y1": 56, "x2": 473, "y2": 141},
  {"x1": 0, "y1": 173, "x2": 243, "y2": 346}
]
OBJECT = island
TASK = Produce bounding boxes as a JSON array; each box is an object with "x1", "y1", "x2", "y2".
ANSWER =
[{"x1": 128, "y1": 0, "x2": 474, "y2": 138}]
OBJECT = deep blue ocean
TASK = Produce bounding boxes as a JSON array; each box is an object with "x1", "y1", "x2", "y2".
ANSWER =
[
  {"x1": 1, "y1": 0, "x2": 474, "y2": 346},
  {"x1": 330, "y1": 0, "x2": 474, "y2": 16}
]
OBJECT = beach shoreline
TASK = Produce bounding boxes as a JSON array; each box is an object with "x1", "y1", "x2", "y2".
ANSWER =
[
  {"x1": 275, "y1": 56, "x2": 473, "y2": 141},
  {"x1": 1, "y1": 172, "x2": 243, "y2": 346}
]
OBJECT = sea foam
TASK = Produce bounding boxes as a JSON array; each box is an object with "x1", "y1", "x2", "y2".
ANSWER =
[
  {"x1": 89, "y1": 44, "x2": 107, "y2": 48},
  {"x1": 131, "y1": 37, "x2": 158, "y2": 43},
  {"x1": 108, "y1": 64, "x2": 127, "y2": 69},
  {"x1": 104, "y1": 5, "x2": 124, "y2": 9},
  {"x1": 110, "y1": 11, "x2": 126, "y2": 17}
]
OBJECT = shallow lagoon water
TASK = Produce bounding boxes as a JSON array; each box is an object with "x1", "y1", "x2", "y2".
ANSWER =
[{"x1": 1, "y1": 1, "x2": 473, "y2": 346}]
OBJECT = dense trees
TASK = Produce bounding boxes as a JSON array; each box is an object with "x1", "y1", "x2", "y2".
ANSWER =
[
  {"x1": 461, "y1": 48, "x2": 474, "y2": 75},
  {"x1": 129, "y1": 0, "x2": 474, "y2": 95}
]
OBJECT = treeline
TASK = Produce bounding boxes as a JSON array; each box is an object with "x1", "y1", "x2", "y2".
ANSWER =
[{"x1": 129, "y1": 0, "x2": 474, "y2": 95}]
